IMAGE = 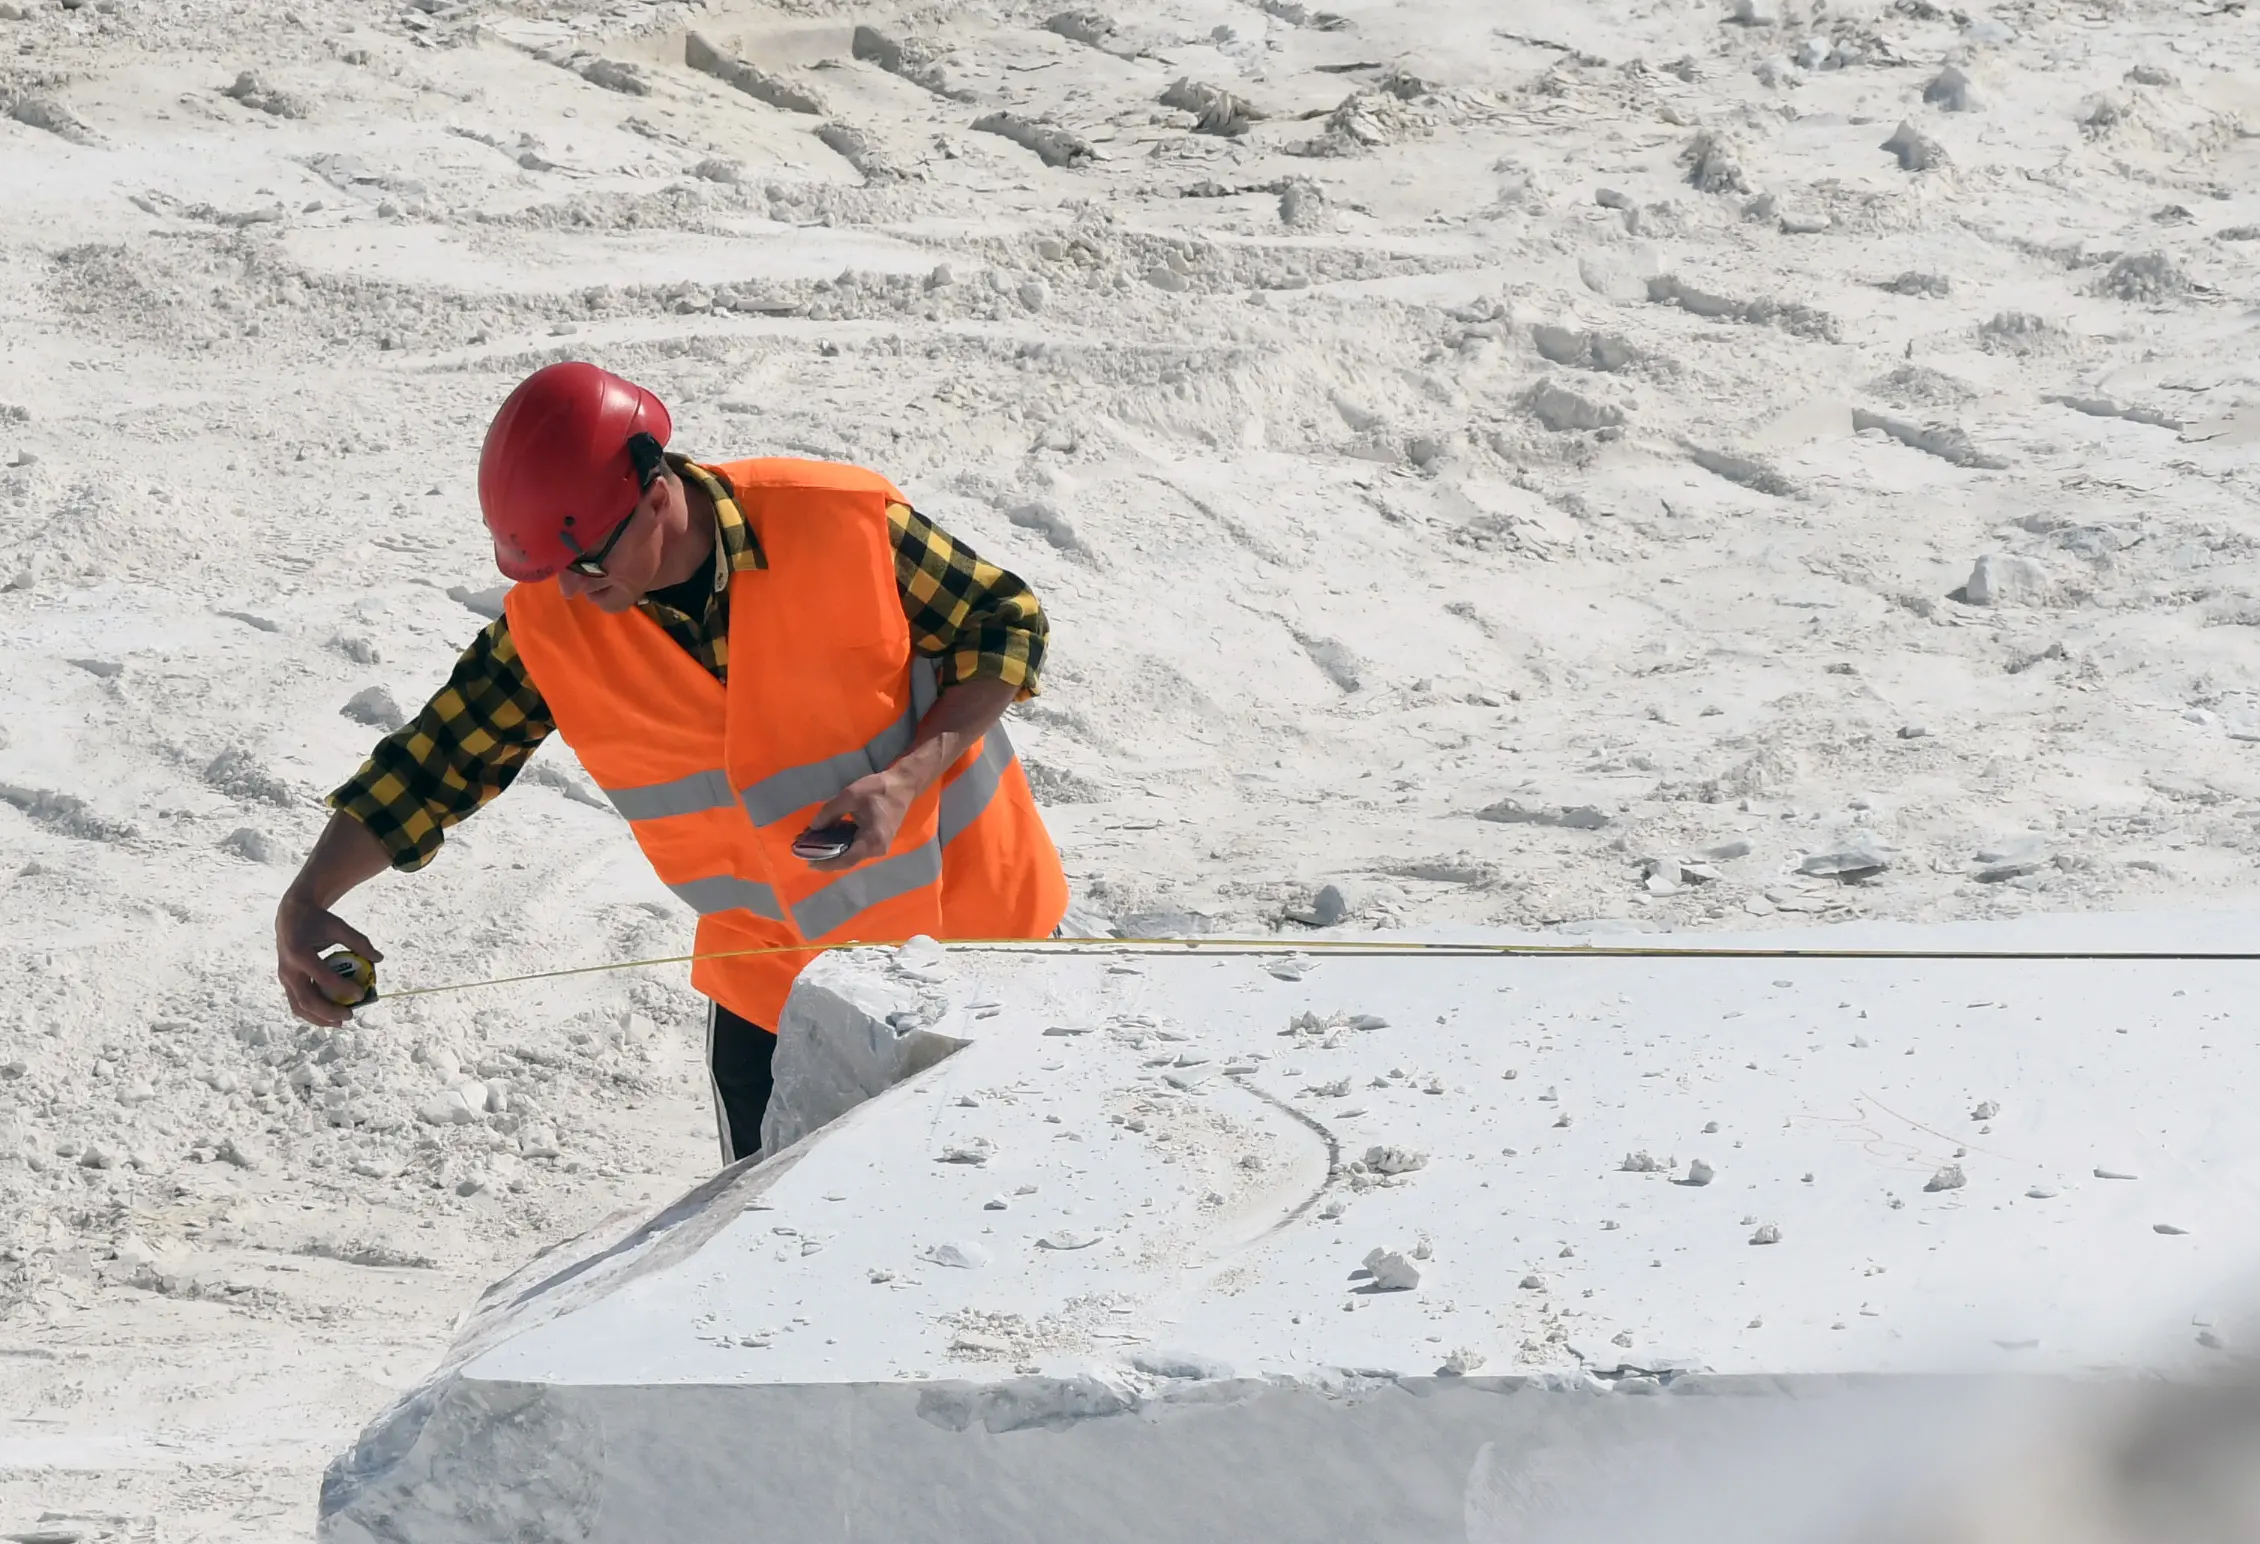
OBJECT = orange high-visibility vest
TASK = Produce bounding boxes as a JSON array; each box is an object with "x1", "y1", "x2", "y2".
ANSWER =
[{"x1": 504, "y1": 457, "x2": 1069, "y2": 1026}]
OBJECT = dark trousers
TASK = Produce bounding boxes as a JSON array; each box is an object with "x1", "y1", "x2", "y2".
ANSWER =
[{"x1": 705, "y1": 1001, "x2": 776, "y2": 1167}]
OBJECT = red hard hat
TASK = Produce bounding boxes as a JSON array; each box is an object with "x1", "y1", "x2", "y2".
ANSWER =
[{"x1": 477, "y1": 362, "x2": 673, "y2": 582}]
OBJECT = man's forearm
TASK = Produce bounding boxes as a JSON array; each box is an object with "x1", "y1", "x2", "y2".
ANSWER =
[
  {"x1": 285, "y1": 810, "x2": 395, "y2": 912},
  {"x1": 885, "y1": 677, "x2": 1019, "y2": 796}
]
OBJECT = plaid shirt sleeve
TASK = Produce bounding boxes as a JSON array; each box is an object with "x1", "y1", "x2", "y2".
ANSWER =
[
  {"x1": 889, "y1": 504, "x2": 1048, "y2": 698},
  {"x1": 328, "y1": 618, "x2": 555, "y2": 872}
]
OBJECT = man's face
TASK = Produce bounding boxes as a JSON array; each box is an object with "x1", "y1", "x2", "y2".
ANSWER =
[{"x1": 555, "y1": 475, "x2": 669, "y2": 613}]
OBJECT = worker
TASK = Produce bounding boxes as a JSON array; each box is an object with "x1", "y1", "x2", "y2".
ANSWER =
[{"x1": 273, "y1": 361, "x2": 1069, "y2": 1165}]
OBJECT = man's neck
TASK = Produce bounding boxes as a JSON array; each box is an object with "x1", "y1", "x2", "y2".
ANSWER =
[{"x1": 647, "y1": 470, "x2": 719, "y2": 593}]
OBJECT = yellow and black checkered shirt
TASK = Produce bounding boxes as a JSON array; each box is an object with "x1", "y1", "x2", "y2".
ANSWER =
[{"x1": 332, "y1": 457, "x2": 1048, "y2": 871}]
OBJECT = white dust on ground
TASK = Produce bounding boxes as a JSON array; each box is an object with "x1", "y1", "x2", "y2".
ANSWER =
[{"x1": 1, "y1": 0, "x2": 2257, "y2": 1535}]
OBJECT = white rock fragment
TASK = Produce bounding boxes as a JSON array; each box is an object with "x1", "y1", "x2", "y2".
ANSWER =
[
  {"x1": 1749, "y1": 1223, "x2": 1782, "y2": 1245},
  {"x1": 893, "y1": 934, "x2": 947, "y2": 974},
  {"x1": 1529, "y1": 379, "x2": 1627, "y2": 433},
  {"x1": 1683, "y1": 1159, "x2": 1715, "y2": 1187},
  {"x1": 919, "y1": 1241, "x2": 991, "y2": 1270},
  {"x1": 1971, "y1": 1101, "x2": 2000, "y2": 1121},
  {"x1": 1620, "y1": 1151, "x2": 1667, "y2": 1173},
  {"x1": 1798, "y1": 845, "x2": 1890, "y2": 879},
  {"x1": 1880, "y1": 120, "x2": 1948, "y2": 172},
  {"x1": 2094, "y1": 1167, "x2": 2138, "y2": 1181},
  {"x1": 1130, "y1": 1348, "x2": 1233, "y2": 1380},
  {"x1": 1362, "y1": 1247, "x2": 1422, "y2": 1291},
  {"x1": 216, "y1": 1135, "x2": 265, "y2": 1170},
  {"x1": 1925, "y1": 1164, "x2": 1966, "y2": 1193},
  {"x1": 220, "y1": 827, "x2": 289, "y2": 864},
  {"x1": 1924, "y1": 65, "x2": 1980, "y2": 112},
  {"x1": 2154, "y1": 1223, "x2": 2189, "y2": 1236},
  {"x1": 1362, "y1": 1145, "x2": 1427, "y2": 1175},
  {"x1": 1286, "y1": 883, "x2": 1350, "y2": 927},
  {"x1": 418, "y1": 1085, "x2": 484, "y2": 1126},
  {"x1": 1680, "y1": 130, "x2": 1748, "y2": 195},
  {"x1": 2024, "y1": 1185, "x2": 2058, "y2": 1200},
  {"x1": 1036, "y1": 1230, "x2": 1107, "y2": 1250},
  {"x1": 937, "y1": 1138, "x2": 994, "y2": 1165},
  {"x1": 341, "y1": 685, "x2": 406, "y2": 730},
  {"x1": 1964, "y1": 553, "x2": 2052, "y2": 607}
]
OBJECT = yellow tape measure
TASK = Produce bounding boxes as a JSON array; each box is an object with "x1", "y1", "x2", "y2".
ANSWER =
[{"x1": 318, "y1": 947, "x2": 378, "y2": 1007}]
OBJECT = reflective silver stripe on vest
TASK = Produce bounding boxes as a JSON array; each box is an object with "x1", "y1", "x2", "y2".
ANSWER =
[
  {"x1": 737, "y1": 658, "x2": 945, "y2": 827},
  {"x1": 784, "y1": 726, "x2": 1016, "y2": 938},
  {"x1": 668, "y1": 874, "x2": 787, "y2": 922},
  {"x1": 618, "y1": 659, "x2": 980, "y2": 936},
  {"x1": 790, "y1": 841, "x2": 943, "y2": 940},
  {"x1": 604, "y1": 769, "x2": 737, "y2": 822},
  {"x1": 738, "y1": 734, "x2": 910, "y2": 828},
  {"x1": 938, "y1": 725, "x2": 1013, "y2": 846}
]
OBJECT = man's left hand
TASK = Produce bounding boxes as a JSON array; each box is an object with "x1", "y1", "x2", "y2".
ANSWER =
[{"x1": 805, "y1": 769, "x2": 914, "y2": 871}]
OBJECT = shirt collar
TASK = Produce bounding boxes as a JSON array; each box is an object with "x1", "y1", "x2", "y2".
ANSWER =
[{"x1": 669, "y1": 454, "x2": 768, "y2": 583}]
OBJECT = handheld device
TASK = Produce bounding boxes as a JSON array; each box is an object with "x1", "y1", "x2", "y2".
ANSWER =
[{"x1": 791, "y1": 819, "x2": 859, "y2": 862}]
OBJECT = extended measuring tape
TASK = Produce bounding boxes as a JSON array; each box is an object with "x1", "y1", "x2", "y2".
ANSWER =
[{"x1": 314, "y1": 934, "x2": 2260, "y2": 1009}]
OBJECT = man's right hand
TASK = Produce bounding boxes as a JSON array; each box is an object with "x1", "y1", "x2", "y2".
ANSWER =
[
  {"x1": 276, "y1": 891, "x2": 382, "y2": 1028},
  {"x1": 274, "y1": 810, "x2": 397, "y2": 1028}
]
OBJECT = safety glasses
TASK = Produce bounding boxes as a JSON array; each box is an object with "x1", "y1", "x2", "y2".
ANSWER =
[{"x1": 567, "y1": 433, "x2": 667, "y2": 578}]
